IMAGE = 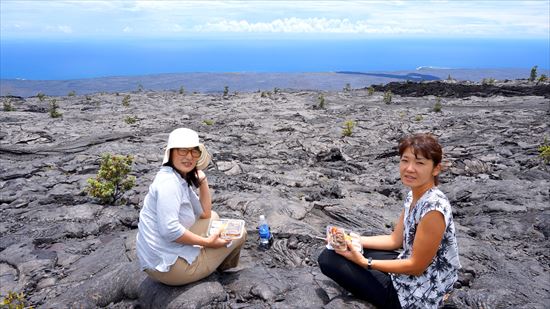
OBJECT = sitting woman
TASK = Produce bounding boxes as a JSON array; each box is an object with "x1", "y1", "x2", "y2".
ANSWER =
[
  {"x1": 318, "y1": 133, "x2": 460, "y2": 308},
  {"x1": 136, "y1": 128, "x2": 246, "y2": 286}
]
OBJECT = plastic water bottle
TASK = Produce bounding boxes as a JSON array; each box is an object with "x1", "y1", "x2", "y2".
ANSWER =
[{"x1": 258, "y1": 215, "x2": 273, "y2": 250}]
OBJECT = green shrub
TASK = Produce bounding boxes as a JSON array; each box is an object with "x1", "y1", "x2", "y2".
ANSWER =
[
  {"x1": 122, "y1": 95, "x2": 130, "y2": 107},
  {"x1": 529, "y1": 65, "x2": 538, "y2": 82},
  {"x1": 342, "y1": 120, "x2": 355, "y2": 137},
  {"x1": 203, "y1": 119, "x2": 214, "y2": 125},
  {"x1": 37, "y1": 92, "x2": 46, "y2": 102},
  {"x1": 223, "y1": 86, "x2": 229, "y2": 98},
  {"x1": 433, "y1": 97, "x2": 442, "y2": 112},
  {"x1": 482, "y1": 78, "x2": 495, "y2": 85},
  {"x1": 179, "y1": 86, "x2": 185, "y2": 95},
  {"x1": 367, "y1": 86, "x2": 375, "y2": 96},
  {"x1": 318, "y1": 94, "x2": 326, "y2": 109},
  {"x1": 49, "y1": 99, "x2": 62, "y2": 118},
  {"x1": 67, "y1": 90, "x2": 76, "y2": 97},
  {"x1": 383, "y1": 90, "x2": 392, "y2": 104},
  {"x1": 86, "y1": 153, "x2": 136, "y2": 205},
  {"x1": 540, "y1": 145, "x2": 550, "y2": 164},
  {"x1": 3, "y1": 99, "x2": 15, "y2": 111},
  {"x1": 539, "y1": 137, "x2": 550, "y2": 164},
  {"x1": 414, "y1": 114, "x2": 423, "y2": 122},
  {"x1": 0, "y1": 291, "x2": 33, "y2": 309},
  {"x1": 124, "y1": 116, "x2": 137, "y2": 124},
  {"x1": 537, "y1": 74, "x2": 548, "y2": 83},
  {"x1": 343, "y1": 83, "x2": 352, "y2": 92},
  {"x1": 274, "y1": 87, "x2": 280, "y2": 94}
]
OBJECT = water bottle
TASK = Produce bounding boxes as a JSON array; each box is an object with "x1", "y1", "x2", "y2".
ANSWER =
[{"x1": 258, "y1": 215, "x2": 273, "y2": 250}]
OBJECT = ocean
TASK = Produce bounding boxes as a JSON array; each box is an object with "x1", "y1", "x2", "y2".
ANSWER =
[{"x1": 1, "y1": 38, "x2": 549, "y2": 80}]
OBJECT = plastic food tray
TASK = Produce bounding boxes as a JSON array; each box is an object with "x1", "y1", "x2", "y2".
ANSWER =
[{"x1": 208, "y1": 219, "x2": 245, "y2": 240}]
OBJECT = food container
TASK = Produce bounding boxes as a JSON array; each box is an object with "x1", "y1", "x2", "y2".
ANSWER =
[
  {"x1": 208, "y1": 219, "x2": 245, "y2": 240},
  {"x1": 326, "y1": 225, "x2": 363, "y2": 253}
]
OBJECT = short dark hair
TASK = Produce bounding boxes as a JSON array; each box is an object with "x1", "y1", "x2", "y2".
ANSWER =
[{"x1": 398, "y1": 133, "x2": 443, "y2": 185}]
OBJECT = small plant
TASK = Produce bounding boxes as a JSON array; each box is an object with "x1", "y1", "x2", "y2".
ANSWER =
[
  {"x1": 447, "y1": 74, "x2": 454, "y2": 81},
  {"x1": 343, "y1": 83, "x2": 352, "y2": 92},
  {"x1": 539, "y1": 138, "x2": 550, "y2": 164},
  {"x1": 203, "y1": 119, "x2": 214, "y2": 125},
  {"x1": 122, "y1": 95, "x2": 130, "y2": 107},
  {"x1": 273, "y1": 87, "x2": 280, "y2": 94},
  {"x1": 179, "y1": 86, "x2": 185, "y2": 95},
  {"x1": 482, "y1": 78, "x2": 495, "y2": 85},
  {"x1": 37, "y1": 92, "x2": 46, "y2": 101},
  {"x1": 414, "y1": 114, "x2": 423, "y2": 122},
  {"x1": 537, "y1": 74, "x2": 548, "y2": 83},
  {"x1": 124, "y1": 115, "x2": 137, "y2": 124},
  {"x1": 0, "y1": 291, "x2": 33, "y2": 309},
  {"x1": 383, "y1": 90, "x2": 392, "y2": 104},
  {"x1": 367, "y1": 86, "x2": 375, "y2": 96},
  {"x1": 433, "y1": 97, "x2": 442, "y2": 112},
  {"x1": 223, "y1": 86, "x2": 229, "y2": 98},
  {"x1": 529, "y1": 65, "x2": 538, "y2": 82},
  {"x1": 342, "y1": 120, "x2": 355, "y2": 137},
  {"x1": 137, "y1": 83, "x2": 144, "y2": 92},
  {"x1": 86, "y1": 153, "x2": 136, "y2": 205},
  {"x1": 260, "y1": 91, "x2": 268, "y2": 98},
  {"x1": 318, "y1": 94, "x2": 326, "y2": 109},
  {"x1": 49, "y1": 99, "x2": 62, "y2": 118},
  {"x1": 67, "y1": 90, "x2": 76, "y2": 97},
  {"x1": 85, "y1": 95, "x2": 92, "y2": 101},
  {"x1": 3, "y1": 98, "x2": 15, "y2": 111}
]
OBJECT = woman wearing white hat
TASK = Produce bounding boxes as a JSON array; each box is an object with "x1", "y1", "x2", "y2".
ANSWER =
[{"x1": 136, "y1": 128, "x2": 247, "y2": 285}]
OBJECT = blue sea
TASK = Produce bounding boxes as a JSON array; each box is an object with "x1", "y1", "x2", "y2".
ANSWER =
[{"x1": 1, "y1": 38, "x2": 549, "y2": 80}]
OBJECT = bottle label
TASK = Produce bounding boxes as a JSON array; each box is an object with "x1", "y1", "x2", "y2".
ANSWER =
[{"x1": 259, "y1": 224, "x2": 270, "y2": 239}]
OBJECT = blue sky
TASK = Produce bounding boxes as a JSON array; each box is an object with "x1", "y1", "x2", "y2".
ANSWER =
[{"x1": 1, "y1": 0, "x2": 549, "y2": 40}]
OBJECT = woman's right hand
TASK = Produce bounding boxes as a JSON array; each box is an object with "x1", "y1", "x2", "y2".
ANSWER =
[{"x1": 205, "y1": 228, "x2": 231, "y2": 248}]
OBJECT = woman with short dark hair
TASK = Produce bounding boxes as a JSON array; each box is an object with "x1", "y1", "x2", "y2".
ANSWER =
[{"x1": 318, "y1": 133, "x2": 460, "y2": 308}]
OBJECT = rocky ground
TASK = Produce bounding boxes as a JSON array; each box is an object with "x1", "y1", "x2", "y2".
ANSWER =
[{"x1": 0, "y1": 80, "x2": 549, "y2": 308}]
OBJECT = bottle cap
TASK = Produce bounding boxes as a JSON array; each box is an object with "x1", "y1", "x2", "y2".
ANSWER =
[{"x1": 259, "y1": 215, "x2": 265, "y2": 220}]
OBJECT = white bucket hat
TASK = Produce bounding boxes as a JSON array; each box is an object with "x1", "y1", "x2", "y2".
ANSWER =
[{"x1": 162, "y1": 128, "x2": 211, "y2": 170}]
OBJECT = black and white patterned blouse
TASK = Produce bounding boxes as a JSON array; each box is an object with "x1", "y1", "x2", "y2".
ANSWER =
[{"x1": 391, "y1": 187, "x2": 461, "y2": 308}]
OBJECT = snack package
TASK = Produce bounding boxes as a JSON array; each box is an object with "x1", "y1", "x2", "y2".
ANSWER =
[
  {"x1": 208, "y1": 219, "x2": 245, "y2": 240},
  {"x1": 326, "y1": 225, "x2": 363, "y2": 253}
]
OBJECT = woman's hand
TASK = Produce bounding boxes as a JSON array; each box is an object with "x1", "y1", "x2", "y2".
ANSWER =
[
  {"x1": 335, "y1": 239, "x2": 366, "y2": 266},
  {"x1": 205, "y1": 227, "x2": 231, "y2": 248},
  {"x1": 197, "y1": 170, "x2": 207, "y2": 185}
]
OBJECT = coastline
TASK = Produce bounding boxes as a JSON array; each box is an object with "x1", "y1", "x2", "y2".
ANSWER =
[{"x1": 2, "y1": 68, "x2": 548, "y2": 97}]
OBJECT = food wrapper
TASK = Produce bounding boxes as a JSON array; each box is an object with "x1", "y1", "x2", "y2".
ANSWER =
[
  {"x1": 326, "y1": 225, "x2": 363, "y2": 253},
  {"x1": 208, "y1": 219, "x2": 245, "y2": 240}
]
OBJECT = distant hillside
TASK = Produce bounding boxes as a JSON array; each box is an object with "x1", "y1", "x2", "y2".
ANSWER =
[{"x1": 1, "y1": 68, "x2": 546, "y2": 97}]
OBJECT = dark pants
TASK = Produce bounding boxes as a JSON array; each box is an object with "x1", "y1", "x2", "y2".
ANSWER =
[{"x1": 318, "y1": 248, "x2": 402, "y2": 309}]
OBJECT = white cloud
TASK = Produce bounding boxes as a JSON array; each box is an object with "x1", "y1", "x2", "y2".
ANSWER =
[
  {"x1": 194, "y1": 17, "x2": 435, "y2": 34},
  {"x1": 57, "y1": 25, "x2": 73, "y2": 33},
  {"x1": 0, "y1": 0, "x2": 548, "y2": 38}
]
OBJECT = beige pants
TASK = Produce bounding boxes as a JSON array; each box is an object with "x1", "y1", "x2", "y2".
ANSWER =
[{"x1": 145, "y1": 212, "x2": 247, "y2": 286}]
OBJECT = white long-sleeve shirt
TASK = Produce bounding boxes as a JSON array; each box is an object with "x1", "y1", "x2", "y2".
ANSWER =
[{"x1": 136, "y1": 166, "x2": 204, "y2": 272}]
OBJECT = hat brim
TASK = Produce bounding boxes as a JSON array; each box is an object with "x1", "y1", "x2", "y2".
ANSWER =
[{"x1": 162, "y1": 144, "x2": 211, "y2": 170}]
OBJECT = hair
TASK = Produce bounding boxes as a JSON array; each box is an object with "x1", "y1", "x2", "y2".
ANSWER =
[
  {"x1": 163, "y1": 149, "x2": 201, "y2": 188},
  {"x1": 398, "y1": 133, "x2": 443, "y2": 185}
]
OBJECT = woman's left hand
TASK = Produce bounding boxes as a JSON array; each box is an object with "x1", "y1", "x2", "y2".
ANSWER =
[
  {"x1": 197, "y1": 170, "x2": 207, "y2": 184},
  {"x1": 335, "y1": 239, "x2": 366, "y2": 266}
]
